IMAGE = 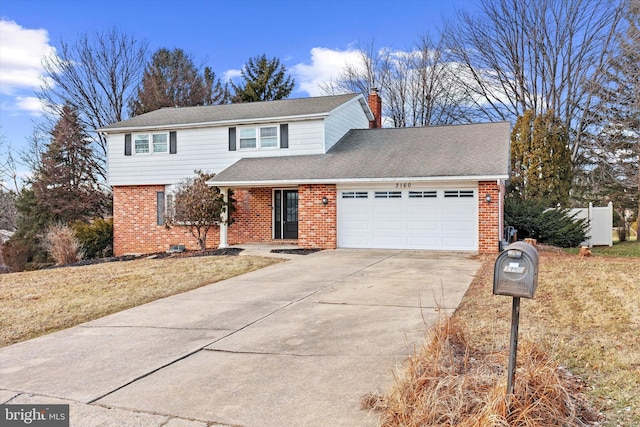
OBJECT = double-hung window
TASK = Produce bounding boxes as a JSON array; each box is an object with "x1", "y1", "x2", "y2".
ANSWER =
[
  {"x1": 239, "y1": 128, "x2": 257, "y2": 149},
  {"x1": 153, "y1": 133, "x2": 168, "y2": 153},
  {"x1": 238, "y1": 126, "x2": 278, "y2": 149},
  {"x1": 260, "y1": 127, "x2": 278, "y2": 147},
  {"x1": 134, "y1": 133, "x2": 169, "y2": 154},
  {"x1": 134, "y1": 134, "x2": 150, "y2": 154}
]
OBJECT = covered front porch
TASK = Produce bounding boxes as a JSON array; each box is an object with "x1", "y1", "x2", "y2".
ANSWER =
[{"x1": 217, "y1": 184, "x2": 337, "y2": 250}]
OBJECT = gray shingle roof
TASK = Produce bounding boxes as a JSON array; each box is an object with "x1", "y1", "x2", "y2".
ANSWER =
[
  {"x1": 210, "y1": 122, "x2": 511, "y2": 186},
  {"x1": 99, "y1": 93, "x2": 365, "y2": 131}
]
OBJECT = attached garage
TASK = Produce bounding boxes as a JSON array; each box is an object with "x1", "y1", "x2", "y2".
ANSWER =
[
  {"x1": 210, "y1": 122, "x2": 511, "y2": 254},
  {"x1": 337, "y1": 185, "x2": 478, "y2": 250}
]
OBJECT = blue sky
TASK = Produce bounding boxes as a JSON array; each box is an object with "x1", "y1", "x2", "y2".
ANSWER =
[{"x1": 0, "y1": 0, "x2": 474, "y2": 164}]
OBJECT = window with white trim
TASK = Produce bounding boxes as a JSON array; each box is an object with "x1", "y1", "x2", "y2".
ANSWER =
[
  {"x1": 134, "y1": 132, "x2": 169, "y2": 154},
  {"x1": 238, "y1": 125, "x2": 278, "y2": 149},
  {"x1": 342, "y1": 191, "x2": 368, "y2": 198},
  {"x1": 375, "y1": 191, "x2": 402, "y2": 198},
  {"x1": 444, "y1": 190, "x2": 475, "y2": 198},
  {"x1": 409, "y1": 190, "x2": 437, "y2": 198}
]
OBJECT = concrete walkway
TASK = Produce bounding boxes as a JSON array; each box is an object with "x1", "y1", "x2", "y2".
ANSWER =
[{"x1": 0, "y1": 249, "x2": 480, "y2": 427}]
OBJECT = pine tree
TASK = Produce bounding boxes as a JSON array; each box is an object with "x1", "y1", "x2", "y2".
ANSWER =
[
  {"x1": 232, "y1": 54, "x2": 294, "y2": 102},
  {"x1": 30, "y1": 104, "x2": 109, "y2": 224},
  {"x1": 509, "y1": 110, "x2": 572, "y2": 205},
  {"x1": 129, "y1": 48, "x2": 228, "y2": 116}
]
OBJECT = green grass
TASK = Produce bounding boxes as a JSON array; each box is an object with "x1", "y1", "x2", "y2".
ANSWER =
[{"x1": 565, "y1": 240, "x2": 640, "y2": 258}]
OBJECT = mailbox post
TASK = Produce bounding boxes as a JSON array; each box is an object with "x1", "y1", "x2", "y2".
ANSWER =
[{"x1": 493, "y1": 241, "x2": 539, "y2": 395}]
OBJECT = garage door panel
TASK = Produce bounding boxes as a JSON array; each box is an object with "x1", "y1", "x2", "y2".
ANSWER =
[
  {"x1": 372, "y1": 235, "x2": 404, "y2": 247},
  {"x1": 407, "y1": 220, "x2": 438, "y2": 232},
  {"x1": 442, "y1": 220, "x2": 475, "y2": 232}
]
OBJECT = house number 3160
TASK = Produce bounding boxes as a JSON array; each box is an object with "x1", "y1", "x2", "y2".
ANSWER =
[{"x1": 395, "y1": 183, "x2": 412, "y2": 188}]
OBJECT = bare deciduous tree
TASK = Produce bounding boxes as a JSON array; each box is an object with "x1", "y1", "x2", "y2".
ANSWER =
[
  {"x1": 38, "y1": 27, "x2": 148, "y2": 179},
  {"x1": 442, "y1": 0, "x2": 625, "y2": 164},
  {"x1": 583, "y1": 0, "x2": 640, "y2": 235},
  {"x1": 0, "y1": 131, "x2": 20, "y2": 194},
  {"x1": 322, "y1": 38, "x2": 470, "y2": 127},
  {"x1": 165, "y1": 170, "x2": 227, "y2": 251}
]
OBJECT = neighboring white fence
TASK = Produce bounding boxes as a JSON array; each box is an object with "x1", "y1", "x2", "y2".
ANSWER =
[{"x1": 569, "y1": 202, "x2": 613, "y2": 247}]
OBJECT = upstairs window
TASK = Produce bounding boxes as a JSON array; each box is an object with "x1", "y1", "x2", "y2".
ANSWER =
[
  {"x1": 260, "y1": 127, "x2": 278, "y2": 147},
  {"x1": 134, "y1": 134, "x2": 150, "y2": 154},
  {"x1": 153, "y1": 133, "x2": 168, "y2": 153},
  {"x1": 134, "y1": 132, "x2": 169, "y2": 154},
  {"x1": 238, "y1": 126, "x2": 278, "y2": 150},
  {"x1": 239, "y1": 128, "x2": 257, "y2": 149}
]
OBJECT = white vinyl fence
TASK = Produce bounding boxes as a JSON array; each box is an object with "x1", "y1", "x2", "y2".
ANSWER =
[{"x1": 569, "y1": 202, "x2": 613, "y2": 247}]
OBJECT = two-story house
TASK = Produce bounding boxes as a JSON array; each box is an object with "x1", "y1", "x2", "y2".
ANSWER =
[{"x1": 99, "y1": 92, "x2": 510, "y2": 255}]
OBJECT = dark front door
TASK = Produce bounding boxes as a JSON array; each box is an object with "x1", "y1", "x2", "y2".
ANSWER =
[{"x1": 274, "y1": 190, "x2": 298, "y2": 239}]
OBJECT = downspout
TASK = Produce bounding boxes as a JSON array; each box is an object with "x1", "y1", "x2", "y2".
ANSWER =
[
  {"x1": 219, "y1": 187, "x2": 229, "y2": 248},
  {"x1": 498, "y1": 179, "x2": 505, "y2": 247}
]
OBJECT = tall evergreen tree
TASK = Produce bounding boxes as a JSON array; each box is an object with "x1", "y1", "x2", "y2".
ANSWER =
[
  {"x1": 129, "y1": 48, "x2": 228, "y2": 116},
  {"x1": 30, "y1": 104, "x2": 109, "y2": 224},
  {"x1": 510, "y1": 110, "x2": 572, "y2": 205},
  {"x1": 232, "y1": 54, "x2": 294, "y2": 102},
  {"x1": 583, "y1": 0, "x2": 639, "y2": 235}
]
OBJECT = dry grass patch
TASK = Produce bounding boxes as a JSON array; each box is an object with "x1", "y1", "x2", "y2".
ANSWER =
[
  {"x1": 0, "y1": 255, "x2": 283, "y2": 347},
  {"x1": 372, "y1": 250, "x2": 639, "y2": 426},
  {"x1": 372, "y1": 318, "x2": 596, "y2": 426}
]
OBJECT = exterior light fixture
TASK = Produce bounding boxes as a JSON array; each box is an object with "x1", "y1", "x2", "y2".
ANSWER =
[
  {"x1": 486, "y1": 193, "x2": 492, "y2": 204},
  {"x1": 322, "y1": 196, "x2": 328, "y2": 205}
]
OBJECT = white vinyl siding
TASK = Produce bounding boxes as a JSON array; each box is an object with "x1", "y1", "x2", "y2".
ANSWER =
[
  {"x1": 108, "y1": 119, "x2": 329, "y2": 186},
  {"x1": 337, "y1": 184, "x2": 478, "y2": 251},
  {"x1": 324, "y1": 97, "x2": 371, "y2": 151}
]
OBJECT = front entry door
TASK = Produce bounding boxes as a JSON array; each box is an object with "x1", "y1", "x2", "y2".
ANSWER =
[{"x1": 274, "y1": 190, "x2": 298, "y2": 239}]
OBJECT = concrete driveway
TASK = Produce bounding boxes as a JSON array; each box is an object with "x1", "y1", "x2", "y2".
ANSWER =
[{"x1": 0, "y1": 249, "x2": 480, "y2": 427}]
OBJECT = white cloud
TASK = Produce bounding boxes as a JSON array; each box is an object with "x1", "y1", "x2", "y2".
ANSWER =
[
  {"x1": 223, "y1": 69, "x2": 242, "y2": 82},
  {"x1": 292, "y1": 47, "x2": 364, "y2": 96},
  {"x1": 0, "y1": 19, "x2": 55, "y2": 96},
  {"x1": 15, "y1": 96, "x2": 46, "y2": 116}
]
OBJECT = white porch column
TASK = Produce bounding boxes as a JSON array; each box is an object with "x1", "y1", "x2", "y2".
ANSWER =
[{"x1": 219, "y1": 187, "x2": 229, "y2": 248}]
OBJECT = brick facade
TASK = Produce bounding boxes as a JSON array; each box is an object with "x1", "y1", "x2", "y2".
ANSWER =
[
  {"x1": 227, "y1": 188, "x2": 273, "y2": 244},
  {"x1": 115, "y1": 182, "x2": 500, "y2": 255},
  {"x1": 298, "y1": 184, "x2": 337, "y2": 249},
  {"x1": 113, "y1": 185, "x2": 219, "y2": 255},
  {"x1": 478, "y1": 180, "x2": 502, "y2": 253}
]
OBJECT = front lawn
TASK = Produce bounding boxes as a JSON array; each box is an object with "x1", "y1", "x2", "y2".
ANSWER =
[
  {"x1": 565, "y1": 240, "x2": 640, "y2": 258},
  {"x1": 0, "y1": 254, "x2": 283, "y2": 347}
]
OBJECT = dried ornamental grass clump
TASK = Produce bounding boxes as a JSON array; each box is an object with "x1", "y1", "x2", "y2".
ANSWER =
[
  {"x1": 370, "y1": 318, "x2": 599, "y2": 427},
  {"x1": 44, "y1": 223, "x2": 84, "y2": 265}
]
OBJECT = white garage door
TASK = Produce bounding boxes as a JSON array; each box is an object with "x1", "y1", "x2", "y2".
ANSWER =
[{"x1": 337, "y1": 187, "x2": 478, "y2": 250}]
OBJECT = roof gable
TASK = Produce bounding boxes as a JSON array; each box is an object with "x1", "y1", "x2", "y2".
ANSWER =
[{"x1": 99, "y1": 93, "x2": 367, "y2": 132}]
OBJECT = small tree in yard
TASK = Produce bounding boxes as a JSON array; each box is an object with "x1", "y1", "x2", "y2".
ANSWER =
[{"x1": 166, "y1": 170, "x2": 229, "y2": 250}]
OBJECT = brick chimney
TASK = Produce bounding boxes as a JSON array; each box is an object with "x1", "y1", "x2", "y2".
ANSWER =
[{"x1": 368, "y1": 88, "x2": 382, "y2": 129}]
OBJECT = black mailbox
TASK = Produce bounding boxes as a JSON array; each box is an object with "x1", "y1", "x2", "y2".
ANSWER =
[{"x1": 493, "y1": 241, "x2": 539, "y2": 298}]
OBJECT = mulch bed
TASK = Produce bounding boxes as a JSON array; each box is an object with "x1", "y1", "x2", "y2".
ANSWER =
[
  {"x1": 270, "y1": 248, "x2": 321, "y2": 255},
  {"x1": 12, "y1": 246, "x2": 321, "y2": 272},
  {"x1": 48, "y1": 247, "x2": 245, "y2": 269}
]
